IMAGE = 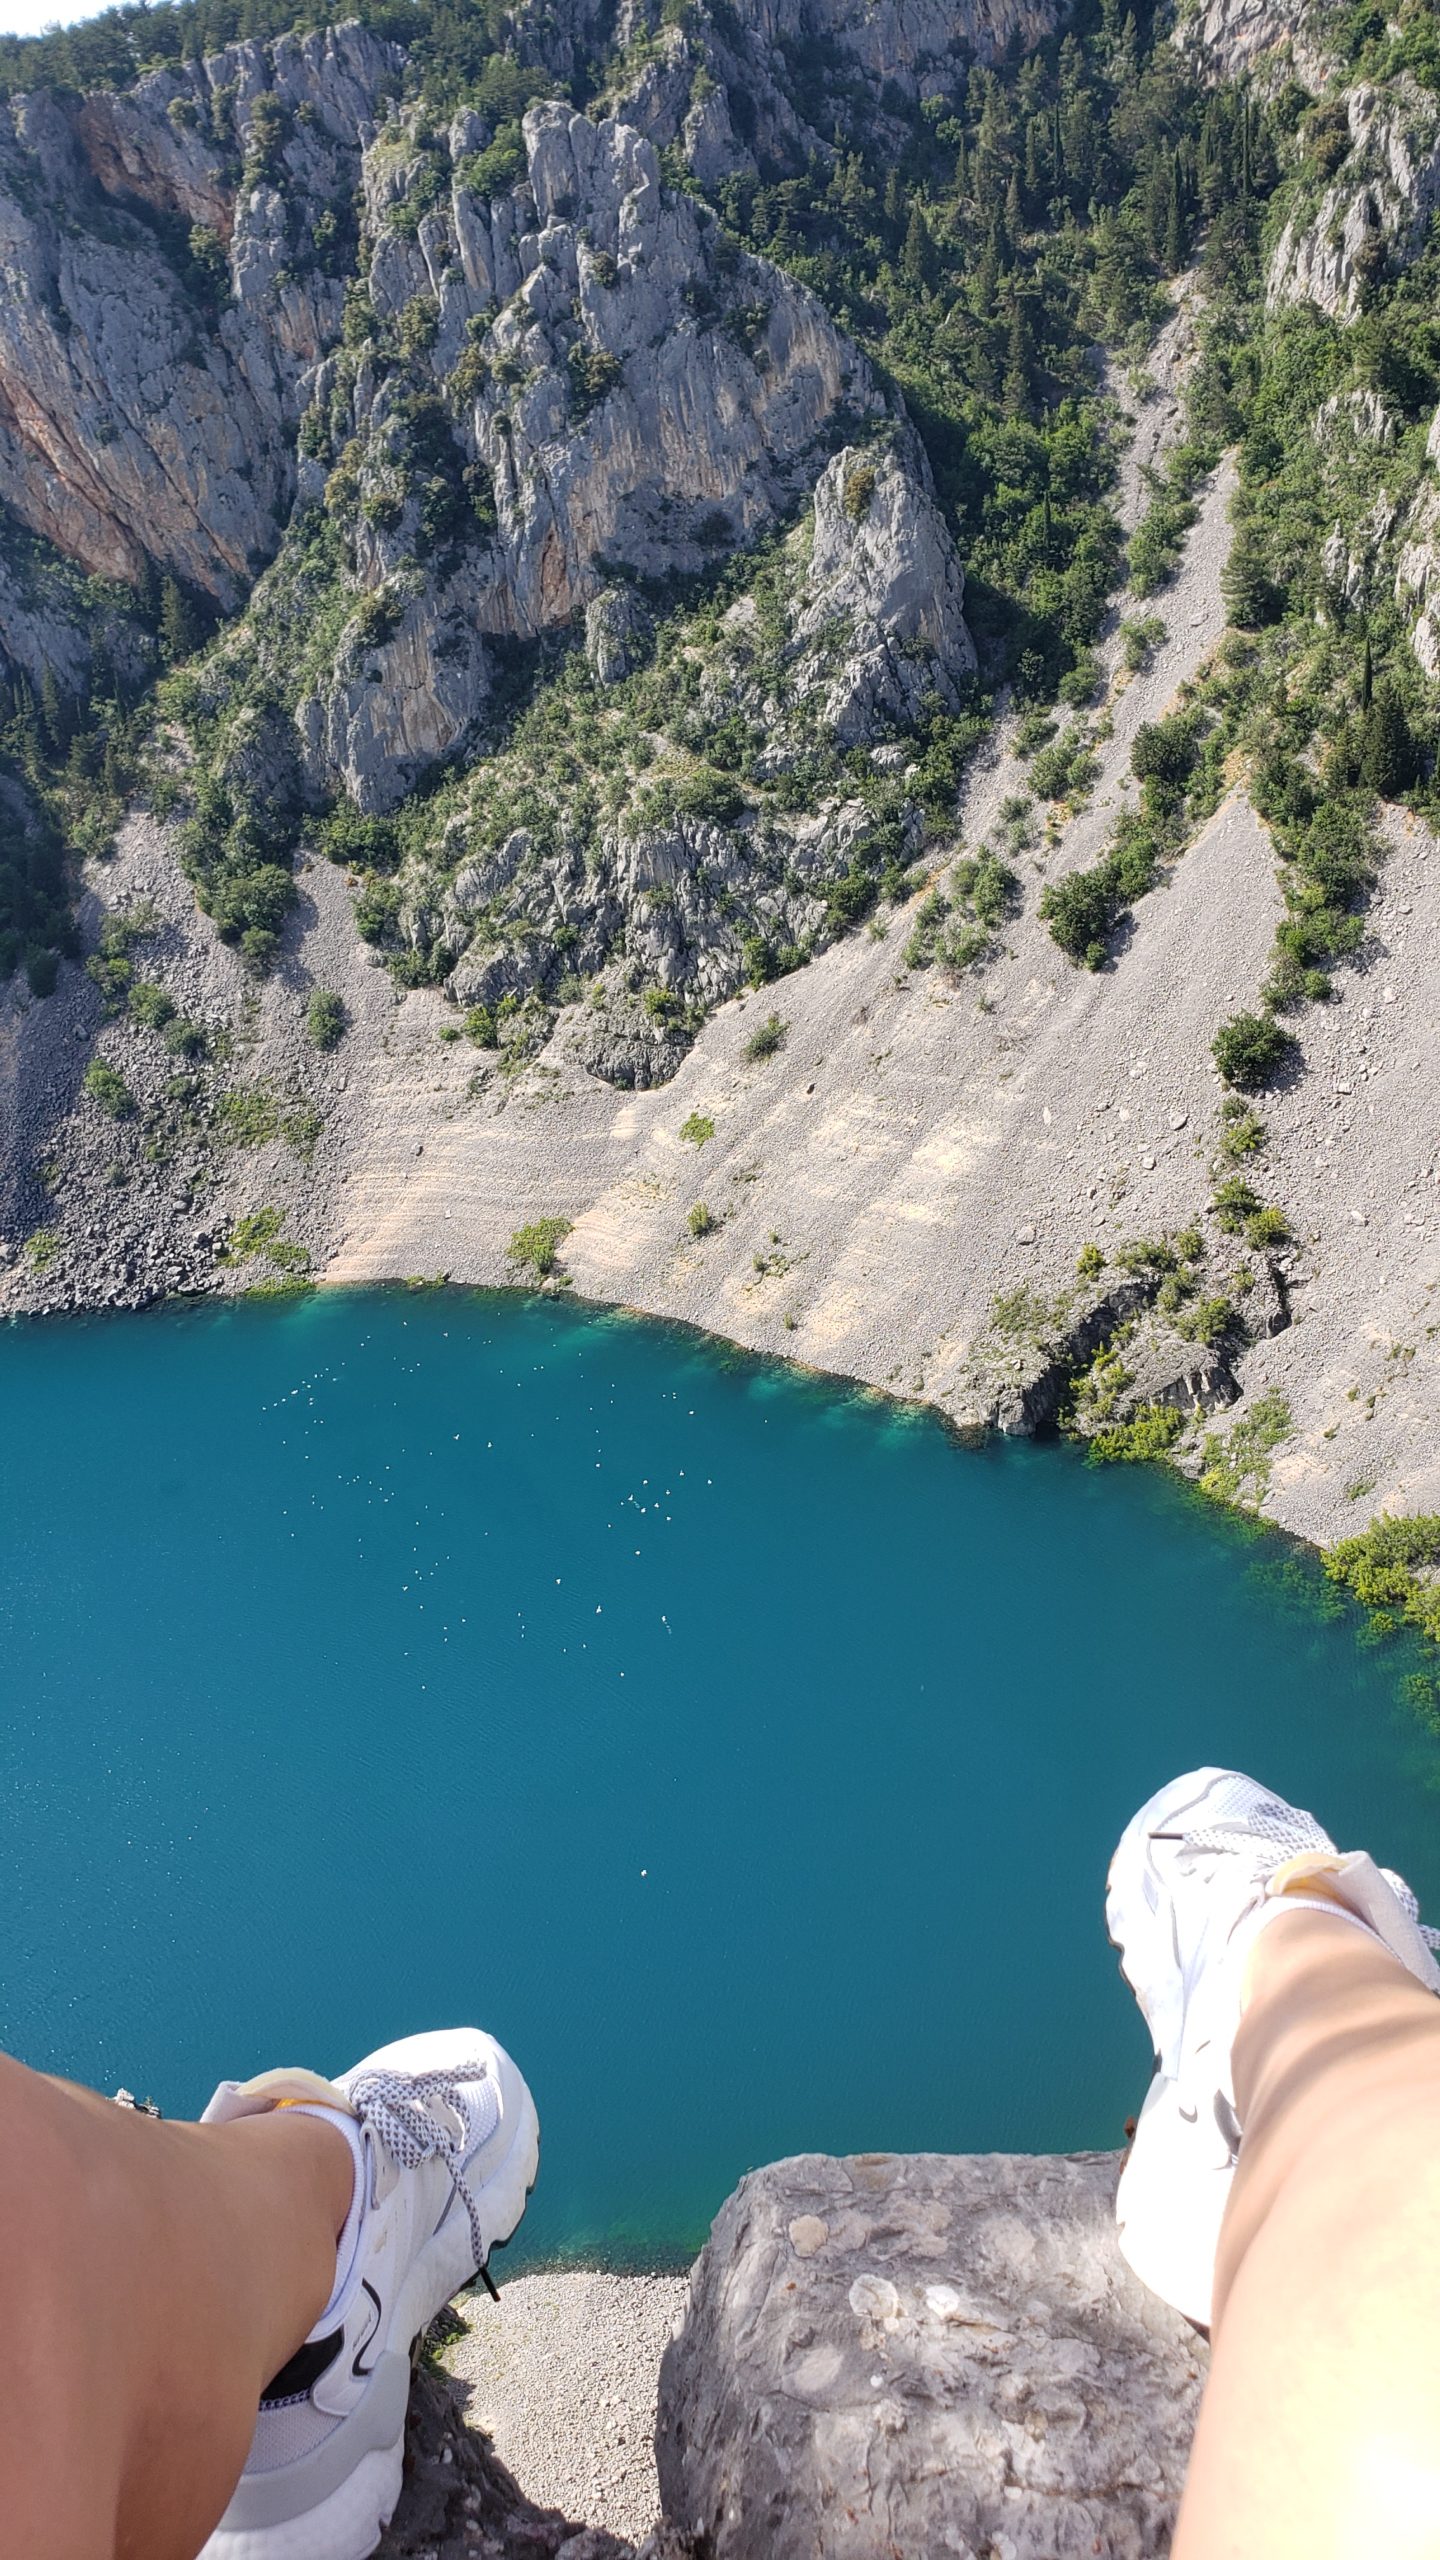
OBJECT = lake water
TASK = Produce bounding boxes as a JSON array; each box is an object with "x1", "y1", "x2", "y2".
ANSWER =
[{"x1": 2, "y1": 1289, "x2": 1436, "y2": 2266}]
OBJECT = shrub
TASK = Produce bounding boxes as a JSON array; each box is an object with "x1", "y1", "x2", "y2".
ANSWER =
[
  {"x1": 568, "y1": 345, "x2": 623, "y2": 416},
  {"x1": 1219, "y1": 1099, "x2": 1265, "y2": 1159},
  {"x1": 1212, "y1": 1010, "x2": 1292, "y2": 1092},
  {"x1": 1131, "y1": 709, "x2": 1203, "y2": 795},
  {"x1": 744, "y1": 1012, "x2": 787, "y2": 1061},
  {"x1": 354, "y1": 880, "x2": 401, "y2": 945},
  {"x1": 680, "y1": 1111, "x2": 715, "y2": 1145},
  {"x1": 83, "y1": 1057, "x2": 135, "y2": 1118},
  {"x1": 318, "y1": 807, "x2": 402, "y2": 873},
  {"x1": 217, "y1": 1085, "x2": 281, "y2": 1146},
  {"x1": 1211, "y1": 1176, "x2": 1262, "y2": 1233},
  {"x1": 1197, "y1": 1391, "x2": 1292, "y2": 1507},
  {"x1": 165, "y1": 1015, "x2": 208, "y2": 1059},
  {"x1": 465, "y1": 1004, "x2": 498, "y2": 1047},
  {"x1": 1089, "y1": 1401, "x2": 1185, "y2": 1463},
  {"x1": 673, "y1": 766, "x2": 745, "y2": 825},
  {"x1": 1075, "y1": 1242, "x2": 1106, "y2": 1282},
  {"x1": 507, "y1": 1216, "x2": 572, "y2": 1280},
  {"x1": 1121, "y1": 614, "x2": 1165, "y2": 672},
  {"x1": 842, "y1": 460, "x2": 877, "y2": 522},
  {"x1": 1324, "y1": 1514, "x2": 1440, "y2": 1644},
  {"x1": 457, "y1": 122, "x2": 526, "y2": 198},
  {"x1": 1245, "y1": 1204, "x2": 1291, "y2": 1249},
  {"x1": 129, "y1": 979, "x2": 176, "y2": 1032},
  {"x1": 306, "y1": 988, "x2": 347, "y2": 1050},
  {"x1": 1030, "y1": 726, "x2": 1096, "y2": 804},
  {"x1": 687, "y1": 1201, "x2": 717, "y2": 1237}
]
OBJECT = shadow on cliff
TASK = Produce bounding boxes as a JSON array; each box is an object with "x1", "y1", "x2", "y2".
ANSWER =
[
  {"x1": 380, "y1": 2335, "x2": 636, "y2": 2560},
  {"x1": 0, "y1": 919, "x2": 102, "y2": 1247}
]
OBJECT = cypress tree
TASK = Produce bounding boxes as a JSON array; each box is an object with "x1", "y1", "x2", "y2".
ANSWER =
[
  {"x1": 1165, "y1": 156, "x2": 1185, "y2": 271},
  {"x1": 160, "y1": 576, "x2": 198, "y2": 664}
]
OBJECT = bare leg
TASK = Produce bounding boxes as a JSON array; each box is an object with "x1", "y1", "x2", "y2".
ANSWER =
[
  {"x1": 1176, "y1": 1911, "x2": 1440, "y2": 2559},
  {"x1": 0, "y1": 2053, "x2": 352, "y2": 2560}
]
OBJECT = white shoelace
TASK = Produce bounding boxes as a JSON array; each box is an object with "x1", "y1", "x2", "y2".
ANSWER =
[{"x1": 348, "y1": 2062, "x2": 493, "y2": 2268}]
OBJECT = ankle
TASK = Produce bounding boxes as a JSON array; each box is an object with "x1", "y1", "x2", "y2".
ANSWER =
[{"x1": 1240, "y1": 1895, "x2": 1388, "y2": 2015}]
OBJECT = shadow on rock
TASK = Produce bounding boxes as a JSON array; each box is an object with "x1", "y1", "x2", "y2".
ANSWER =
[{"x1": 380, "y1": 2337, "x2": 637, "y2": 2560}]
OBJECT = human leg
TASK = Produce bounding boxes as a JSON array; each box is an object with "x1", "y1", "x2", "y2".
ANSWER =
[
  {"x1": 0, "y1": 2026, "x2": 538, "y2": 2560},
  {"x1": 1105, "y1": 1766, "x2": 1440, "y2": 2560},
  {"x1": 1175, "y1": 1911, "x2": 1440, "y2": 2558},
  {"x1": 0, "y1": 2053, "x2": 351, "y2": 2560}
]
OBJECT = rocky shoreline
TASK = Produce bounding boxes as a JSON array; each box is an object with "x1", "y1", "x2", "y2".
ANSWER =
[{"x1": 4, "y1": 417, "x2": 1438, "y2": 1561}]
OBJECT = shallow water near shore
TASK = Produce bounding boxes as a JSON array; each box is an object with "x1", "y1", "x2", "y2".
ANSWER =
[{"x1": 2, "y1": 1288, "x2": 1437, "y2": 2265}]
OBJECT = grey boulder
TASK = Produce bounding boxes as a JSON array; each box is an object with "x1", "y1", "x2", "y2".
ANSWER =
[{"x1": 655, "y1": 2150, "x2": 1207, "y2": 2560}]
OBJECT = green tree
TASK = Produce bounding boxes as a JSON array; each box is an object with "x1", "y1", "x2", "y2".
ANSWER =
[
  {"x1": 160, "y1": 577, "x2": 198, "y2": 664},
  {"x1": 1357, "y1": 681, "x2": 1417, "y2": 797}
]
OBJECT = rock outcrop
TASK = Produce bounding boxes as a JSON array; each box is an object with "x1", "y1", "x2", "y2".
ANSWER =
[
  {"x1": 1396, "y1": 405, "x2": 1440, "y2": 680},
  {"x1": 655, "y1": 2150, "x2": 1207, "y2": 2560},
  {"x1": 287, "y1": 97, "x2": 887, "y2": 810},
  {"x1": 0, "y1": 23, "x2": 396, "y2": 630},
  {"x1": 1175, "y1": 0, "x2": 1334, "y2": 92},
  {"x1": 793, "y1": 443, "x2": 975, "y2": 744},
  {"x1": 1267, "y1": 80, "x2": 1440, "y2": 319}
]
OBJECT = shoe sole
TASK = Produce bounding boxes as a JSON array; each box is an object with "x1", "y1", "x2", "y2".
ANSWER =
[
  {"x1": 203, "y1": 2061, "x2": 540, "y2": 2560},
  {"x1": 1105, "y1": 1768, "x2": 1250, "y2": 2332}
]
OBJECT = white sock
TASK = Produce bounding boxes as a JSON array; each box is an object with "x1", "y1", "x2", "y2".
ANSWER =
[{"x1": 286, "y1": 2103, "x2": 368, "y2": 2336}]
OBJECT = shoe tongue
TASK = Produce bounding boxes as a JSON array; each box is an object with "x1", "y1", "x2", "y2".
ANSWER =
[{"x1": 200, "y1": 2067, "x2": 358, "y2": 2127}]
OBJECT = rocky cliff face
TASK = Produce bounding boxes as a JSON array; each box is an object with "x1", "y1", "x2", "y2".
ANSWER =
[
  {"x1": 1266, "y1": 79, "x2": 1440, "y2": 319},
  {"x1": 0, "y1": 20, "x2": 397, "y2": 692},
  {"x1": 1173, "y1": 0, "x2": 1335, "y2": 93},
  {"x1": 283, "y1": 96, "x2": 891, "y2": 813}
]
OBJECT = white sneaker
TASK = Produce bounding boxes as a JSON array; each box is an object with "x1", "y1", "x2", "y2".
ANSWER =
[
  {"x1": 1105, "y1": 1766, "x2": 1440, "y2": 2329},
  {"x1": 199, "y1": 2026, "x2": 539, "y2": 2560}
]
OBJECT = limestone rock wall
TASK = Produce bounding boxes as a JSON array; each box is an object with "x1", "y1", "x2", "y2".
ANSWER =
[
  {"x1": 1266, "y1": 80, "x2": 1440, "y2": 320},
  {"x1": 0, "y1": 25, "x2": 396, "y2": 612}
]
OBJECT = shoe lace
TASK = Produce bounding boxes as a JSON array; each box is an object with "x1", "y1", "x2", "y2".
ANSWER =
[
  {"x1": 348, "y1": 2062, "x2": 492, "y2": 2270},
  {"x1": 1172, "y1": 1815, "x2": 1440, "y2": 1952},
  {"x1": 1382, "y1": 1871, "x2": 1440, "y2": 1952}
]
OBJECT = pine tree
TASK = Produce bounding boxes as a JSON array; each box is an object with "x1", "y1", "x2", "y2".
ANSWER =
[
  {"x1": 160, "y1": 576, "x2": 198, "y2": 665},
  {"x1": 1358, "y1": 681, "x2": 1417, "y2": 797},
  {"x1": 1165, "y1": 156, "x2": 1185, "y2": 272},
  {"x1": 900, "y1": 204, "x2": 934, "y2": 291},
  {"x1": 39, "y1": 666, "x2": 67, "y2": 757},
  {"x1": 1361, "y1": 633, "x2": 1374, "y2": 711},
  {"x1": 1222, "y1": 527, "x2": 1276, "y2": 630},
  {"x1": 1003, "y1": 293, "x2": 1033, "y2": 416}
]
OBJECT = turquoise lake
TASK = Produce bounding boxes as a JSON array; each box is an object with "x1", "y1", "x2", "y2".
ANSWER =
[{"x1": 2, "y1": 1288, "x2": 1437, "y2": 2266}]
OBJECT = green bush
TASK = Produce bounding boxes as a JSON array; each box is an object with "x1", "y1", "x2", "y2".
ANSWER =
[
  {"x1": 1089, "y1": 1401, "x2": 1185, "y2": 1463},
  {"x1": 743, "y1": 1012, "x2": 787, "y2": 1061},
  {"x1": 318, "y1": 807, "x2": 402, "y2": 873},
  {"x1": 84, "y1": 1057, "x2": 135, "y2": 1118},
  {"x1": 457, "y1": 122, "x2": 526, "y2": 198},
  {"x1": 506, "y1": 1216, "x2": 572, "y2": 1280},
  {"x1": 129, "y1": 979, "x2": 176, "y2": 1032},
  {"x1": 1211, "y1": 1175, "x2": 1262, "y2": 1233},
  {"x1": 680, "y1": 1111, "x2": 715, "y2": 1145},
  {"x1": 842, "y1": 460, "x2": 877, "y2": 521},
  {"x1": 1212, "y1": 1010, "x2": 1293, "y2": 1092},
  {"x1": 306, "y1": 988, "x2": 347, "y2": 1050},
  {"x1": 687, "y1": 1201, "x2": 717, "y2": 1237},
  {"x1": 1324, "y1": 1514, "x2": 1440, "y2": 1644}
]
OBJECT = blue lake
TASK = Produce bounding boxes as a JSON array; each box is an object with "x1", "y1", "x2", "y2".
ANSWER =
[{"x1": 2, "y1": 1289, "x2": 1437, "y2": 2265}]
